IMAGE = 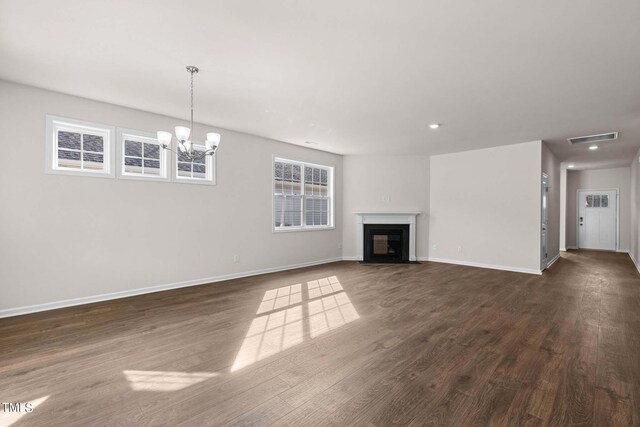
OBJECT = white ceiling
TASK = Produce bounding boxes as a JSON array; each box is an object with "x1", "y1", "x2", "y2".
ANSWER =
[{"x1": 2, "y1": 0, "x2": 640, "y2": 168}]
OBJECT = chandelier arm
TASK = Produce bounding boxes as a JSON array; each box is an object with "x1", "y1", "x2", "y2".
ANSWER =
[
  {"x1": 160, "y1": 145, "x2": 215, "y2": 164},
  {"x1": 190, "y1": 150, "x2": 215, "y2": 162},
  {"x1": 160, "y1": 145, "x2": 181, "y2": 157},
  {"x1": 176, "y1": 140, "x2": 197, "y2": 161},
  {"x1": 161, "y1": 145, "x2": 194, "y2": 163}
]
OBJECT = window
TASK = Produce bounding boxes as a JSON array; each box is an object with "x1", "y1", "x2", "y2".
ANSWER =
[
  {"x1": 274, "y1": 157, "x2": 333, "y2": 230},
  {"x1": 585, "y1": 194, "x2": 609, "y2": 208},
  {"x1": 117, "y1": 129, "x2": 168, "y2": 181},
  {"x1": 46, "y1": 116, "x2": 216, "y2": 185},
  {"x1": 46, "y1": 115, "x2": 115, "y2": 177},
  {"x1": 175, "y1": 144, "x2": 215, "y2": 184}
]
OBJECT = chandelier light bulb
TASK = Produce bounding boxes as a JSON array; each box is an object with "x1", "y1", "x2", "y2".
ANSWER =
[
  {"x1": 157, "y1": 131, "x2": 172, "y2": 146},
  {"x1": 175, "y1": 126, "x2": 191, "y2": 142},
  {"x1": 206, "y1": 132, "x2": 221, "y2": 149}
]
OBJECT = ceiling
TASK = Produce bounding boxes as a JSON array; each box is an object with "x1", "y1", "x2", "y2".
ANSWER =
[{"x1": 1, "y1": 0, "x2": 640, "y2": 168}]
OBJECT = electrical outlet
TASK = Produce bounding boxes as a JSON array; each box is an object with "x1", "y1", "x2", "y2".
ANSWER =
[
  {"x1": 432, "y1": 244, "x2": 437, "y2": 250},
  {"x1": 233, "y1": 254, "x2": 240, "y2": 263},
  {"x1": 457, "y1": 246, "x2": 463, "y2": 253},
  {"x1": 338, "y1": 242, "x2": 342, "y2": 249}
]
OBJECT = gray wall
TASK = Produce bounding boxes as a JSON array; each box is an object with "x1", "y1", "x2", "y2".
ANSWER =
[
  {"x1": 566, "y1": 167, "x2": 631, "y2": 251},
  {"x1": 341, "y1": 155, "x2": 430, "y2": 259},
  {"x1": 429, "y1": 141, "x2": 543, "y2": 273},
  {"x1": 542, "y1": 143, "x2": 561, "y2": 264},
  {"x1": 0, "y1": 81, "x2": 343, "y2": 313}
]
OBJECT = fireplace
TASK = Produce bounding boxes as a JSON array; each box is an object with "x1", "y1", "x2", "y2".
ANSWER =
[
  {"x1": 355, "y1": 212, "x2": 421, "y2": 263},
  {"x1": 363, "y1": 224, "x2": 410, "y2": 263}
]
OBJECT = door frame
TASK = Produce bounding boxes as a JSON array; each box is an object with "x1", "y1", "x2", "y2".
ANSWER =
[
  {"x1": 576, "y1": 188, "x2": 619, "y2": 251},
  {"x1": 541, "y1": 173, "x2": 549, "y2": 271}
]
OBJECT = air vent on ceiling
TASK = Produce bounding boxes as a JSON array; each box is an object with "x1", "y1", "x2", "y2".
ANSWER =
[{"x1": 567, "y1": 132, "x2": 618, "y2": 145}]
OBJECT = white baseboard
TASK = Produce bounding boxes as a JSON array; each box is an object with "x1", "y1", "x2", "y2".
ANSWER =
[
  {"x1": 424, "y1": 257, "x2": 542, "y2": 275},
  {"x1": 546, "y1": 253, "x2": 561, "y2": 269},
  {"x1": 630, "y1": 252, "x2": 640, "y2": 275},
  {"x1": 342, "y1": 256, "x2": 427, "y2": 262},
  {"x1": 0, "y1": 257, "x2": 343, "y2": 319},
  {"x1": 565, "y1": 246, "x2": 628, "y2": 253}
]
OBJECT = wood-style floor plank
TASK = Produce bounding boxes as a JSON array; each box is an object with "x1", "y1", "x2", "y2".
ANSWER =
[{"x1": 1, "y1": 250, "x2": 639, "y2": 426}]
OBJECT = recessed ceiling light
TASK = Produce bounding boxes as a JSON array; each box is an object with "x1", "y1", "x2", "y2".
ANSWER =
[
  {"x1": 589, "y1": 145, "x2": 599, "y2": 150},
  {"x1": 567, "y1": 165, "x2": 575, "y2": 168},
  {"x1": 429, "y1": 123, "x2": 440, "y2": 129}
]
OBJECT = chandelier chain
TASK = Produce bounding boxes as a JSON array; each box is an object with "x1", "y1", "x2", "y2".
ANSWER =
[{"x1": 190, "y1": 69, "x2": 194, "y2": 134}]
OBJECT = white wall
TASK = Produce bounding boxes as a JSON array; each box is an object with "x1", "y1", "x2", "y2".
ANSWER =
[
  {"x1": 429, "y1": 141, "x2": 543, "y2": 274},
  {"x1": 559, "y1": 165, "x2": 568, "y2": 251},
  {"x1": 630, "y1": 148, "x2": 640, "y2": 271},
  {"x1": 566, "y1": 167, "x2": 631, "y2": 251},
  {"x1": 542, "y1": 143, "x2": 561, "y2": 264},
  {"x1": 0, "y1": 81, "x2": 343, "y2": 314},
  {"x1": 341, "y1": 155, "x2": 429, "y2": 259}
]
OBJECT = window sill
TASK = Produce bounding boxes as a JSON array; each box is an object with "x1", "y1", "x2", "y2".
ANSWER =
[
  {"x1": 173, "y1": 178, "x2": 217, "y2": 186},
  {"x1": 45, "y1": 168, "x2": 115, "y2": 179},
  {"x1": 273, "y1": 226, "x2": 336, "y2": 233}
]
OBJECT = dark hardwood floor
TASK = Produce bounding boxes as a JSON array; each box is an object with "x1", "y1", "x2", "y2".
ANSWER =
[{"x1": 1, "y1": 250, "x2": 639, "y2": 426}]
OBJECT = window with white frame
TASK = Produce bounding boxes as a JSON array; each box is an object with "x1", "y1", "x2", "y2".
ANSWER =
[
  {"x1": 175, "y1": 145, "x2": 214, "y2": 183},
  {"x1": 118, "y1": 129, "x2": 168, "y2": 180},
  {"x1": 46, "y1": 115, "x2": 114, "y2": 177},
  {"x1": 274, "y1": 158, "x2": 333, "y2": 230}
]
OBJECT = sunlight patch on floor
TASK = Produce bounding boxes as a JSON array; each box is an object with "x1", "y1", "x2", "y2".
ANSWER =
[
  {"x1": 231, "y1": 276, "x2": 359, "y2": 372},
  {"x1": 256, "y1": 284, "x2": 302, "y2": 314},
  {"x1": 123, "y1": 370, "x2": 219, "y2": 392},
  {"x1": 0, "y1": 395, "x2": 49, "y2": 427},
  {"x1": 307, "y1": 276, "x2": 343, "y2": 299},
  {"x1": 308, "y1": 290, "x2": 360, "y2": 338},
  {"x1": 231, "y1": 305, "x2": 304, "y2": 371}
]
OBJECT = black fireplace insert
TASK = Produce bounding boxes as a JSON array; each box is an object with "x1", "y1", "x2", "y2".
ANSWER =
[{"x1": 363, "y1": 224, "x2": 410, "y2": 263}]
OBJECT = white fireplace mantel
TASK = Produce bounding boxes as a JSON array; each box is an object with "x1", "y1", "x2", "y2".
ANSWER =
[{"x1": 355, "y1": 212, "x2": 421, "y2": 262}]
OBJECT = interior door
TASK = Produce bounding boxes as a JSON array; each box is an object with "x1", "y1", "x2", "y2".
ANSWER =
[{"x1": 578, "y1": 189, "x2": 617, "y2": 251}]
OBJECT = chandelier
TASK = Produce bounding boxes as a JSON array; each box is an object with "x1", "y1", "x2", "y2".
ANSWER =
[{"x1": 157, "y1": 66, "x2": 220, "y2": 161}]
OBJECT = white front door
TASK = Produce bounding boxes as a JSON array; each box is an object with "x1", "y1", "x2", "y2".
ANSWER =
[{"x1": 578, "y1": 189, "x2": 617, "y2": 251}]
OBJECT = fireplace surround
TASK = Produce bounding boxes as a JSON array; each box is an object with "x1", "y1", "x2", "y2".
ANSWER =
[{"x1": 355, "y1": 212, "x2": 420, "y2": 263}]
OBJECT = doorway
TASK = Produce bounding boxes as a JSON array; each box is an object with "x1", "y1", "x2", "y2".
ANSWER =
[
  {"x1": 541, "y1": 174, "x2": 549, "y2": 270},
  {"x1": 577, "y1": 189, "x2": 618, "y2": 251}
]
